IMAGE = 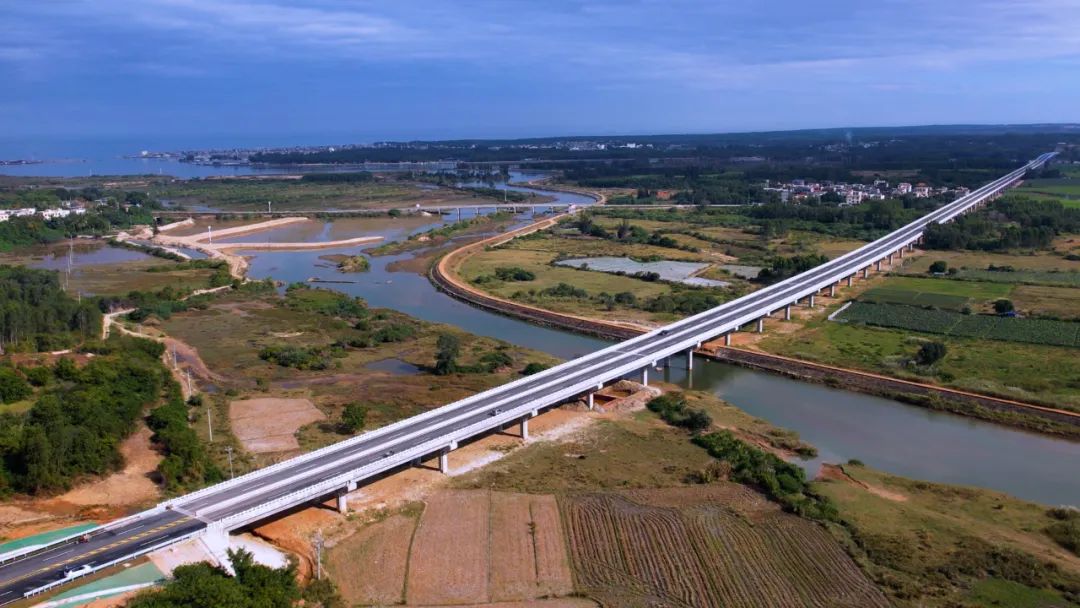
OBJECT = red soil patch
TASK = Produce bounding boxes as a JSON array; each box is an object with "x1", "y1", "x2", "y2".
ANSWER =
[
  {"x1": 229, "y1": 397, "x2": 325, "y2": 453},
  {"x1": 58, "y1": 425, "x2": 161, "y2": 507}
]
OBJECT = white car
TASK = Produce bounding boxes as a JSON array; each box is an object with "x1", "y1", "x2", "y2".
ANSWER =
[{"x1": 63, "y1": 564, "x2": 92, "y2": 579}]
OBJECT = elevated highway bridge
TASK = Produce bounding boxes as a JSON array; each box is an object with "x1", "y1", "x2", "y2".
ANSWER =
[{"x1": 0, "y1": 152, "x2": 1054, "y2": 604}]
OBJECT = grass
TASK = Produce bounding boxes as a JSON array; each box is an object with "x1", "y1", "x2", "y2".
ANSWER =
[
  {"x1": 459, "y1": 246, "x2": 673, "y2": 323},
  {"x1": 759, "y1": 318, "x2": 1080, "y2": 411},
  {"x1": 968, "y1": 578, "x2": 1075, "y2": 607},
  {"x1": 815, "y1": 464, "x2": 1080, "y2": 607},
  {"x1": 871, "y1": 275, "x2": 1013, "y2": 302},
  {"x1": 898, "y1": 249, "x2": 1080, "y2": 274},
  {"x1": 451, "y1": 418, "x2": 715, "y2": 493},
  {"x1": 1012, "y1": 285, "x2": 1080, "y2": 320},
  {"x1": 159, "y1": 289, "x2": 561, "y2": 467}
]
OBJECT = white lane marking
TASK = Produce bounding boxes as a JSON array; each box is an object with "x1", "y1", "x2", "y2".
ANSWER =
[{"x1": 56, "y1": 549, "x2": 74, "y2": 557}]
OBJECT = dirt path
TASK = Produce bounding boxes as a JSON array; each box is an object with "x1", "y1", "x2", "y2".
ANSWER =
[{"x1": 58, "y1": 425, "x2": 162, "y2": 506}]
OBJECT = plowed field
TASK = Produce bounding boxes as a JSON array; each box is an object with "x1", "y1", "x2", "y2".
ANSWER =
[{"x1": 560, "y1": 486, "x2": 888, "y2": 608}]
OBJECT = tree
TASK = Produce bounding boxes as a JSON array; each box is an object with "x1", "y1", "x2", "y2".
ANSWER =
[
  {"x1": 916, "y1": 341, "x2": 947, "y2": 365},
  {"x1": 994, "y1": 299, "x2": 1015, "y2": 314},
  {"x1": 928, "y1": 260, "x2": 948, "y2": 274},
  {"x1": 433, "y1": 333, "x2": 460, "y2": 375},
  {"x1": 0, "y1": 367, "x2": 31, "y2": 403},
  {"x1": 341, "y1": 403, "x2": 367, "y2": 433}
]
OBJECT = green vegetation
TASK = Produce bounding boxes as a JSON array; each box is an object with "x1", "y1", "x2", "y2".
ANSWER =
[
  {"x1": 340, "y1": 403, "x2": 368, "y2": 434},
  {"x1": 693, "y1": 431, "x2": 838, "y2": 521},
  {"x1": 0, "y1": 336, "x2": 217, "y2": 494},
  {"x1": 1046, "y1": 508, "x2": 1080, "y2": 557},
  {"x1": 0, "y1": 265, "x2": 101, "y2": 351},
  {"x1": 858, "y1": 276, "x2": 1012, "y2": 312},
  {"x1": 837, "y1": 301, "x2": 1080, "y2": 348},
  {"x1": 284, "y1": 283, "x2": 368, "y2": 318},
  {"x1": 128, "y1": 548, "x2": 343, "y2": 608},
  {"x1": 925, "y1": 196, "x2": 1080, "y2": 251},
  {"x1": 816, "y1": 465, "x2": 1080, "y2": 607},
  {"x1": 757, "y1": 253, "x2": 830, "y2": 283},
  {"x1": 761, "y1": 319, "x2": 1080, "y2": 414},
  {"x1": 258, "y1": 344, "x2": 338, "y2": 370},
  {"x1": 472, "y1": 265, "x2": 535, "y2": 285},
  {"x1": 916, "y1": 341, "x2": 947, "y2": 365},
  {"x1": 645, "y1": 392, "x2": 712, "y2": 431},
  {"x1": 335, "y1": 255, "x2": 369, "y2": 273},
  {"x1": 0, "y1": 366, "x2": 31, "y2": 403},
  {"x1": 521, "y1": 362, "x2": 548, "y2": 375},
  {"x1": 433, "y1": 333, "x2": 460, "y2": 375}
]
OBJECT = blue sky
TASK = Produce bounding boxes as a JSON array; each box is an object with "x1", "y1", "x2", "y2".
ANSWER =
[{"x1": 3, "y1": 0, "x2": 1079, "y2": 144}]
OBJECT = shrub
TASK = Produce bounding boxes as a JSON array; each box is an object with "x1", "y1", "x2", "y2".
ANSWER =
[
  {"x1": 341, "y1": 403, "x2": 368, "y2": 434},
  {"x1": 928, "y1": 260, "x2": 948, "y2": 274},
  {"x1": 993, "y1": 298, "x2": 1015, "y2": 314},
  {"x1": 646, "y1": 393, "x2": 713, "y2": 432},
  {"x1": 433, "y1": 333, "x2": 460, "y2": 375},
  {"x1": 916, "y1": 341, "x2": 947, "y2": 365},
  {"x1": 521, "y1": 362, "x2": 548, "y2": 375}
]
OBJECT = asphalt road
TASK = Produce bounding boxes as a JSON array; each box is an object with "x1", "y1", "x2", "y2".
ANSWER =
[{"x1": 0, "y1": 153, "x2": 1052, "y2": 604}]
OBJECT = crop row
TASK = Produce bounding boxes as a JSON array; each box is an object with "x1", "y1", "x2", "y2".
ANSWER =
[
  {"x1": 837, "y1": 302, "x2": 1080, "y2": 347},
  {"x1": 859, "y1": 287, "x2": 970, "y2": 311}
]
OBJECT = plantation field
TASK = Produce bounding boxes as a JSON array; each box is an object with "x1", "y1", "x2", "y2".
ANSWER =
[
  {"x1": 561, "y1": 486, "x2": 888, "y2": 607},
  {"x1": 1018, "y1": 177, "x2": 1080, "y2": 198},
  {"x1": 858, "y1": 275, "x2": 1013, "y2": 312},
  {"x1": 837, "y1": 301, "x2": 1080, "y2": 347},
  {"x1": 760, "y1": 319, "x2": 1080, "y2": 410}
]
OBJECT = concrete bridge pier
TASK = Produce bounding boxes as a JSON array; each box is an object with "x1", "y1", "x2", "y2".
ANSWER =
[
  {"x1": 756, "y1": 318, "x2": 765, "y2": 333},
  {"x1": 686, "y1": 349, "x2": 694, "y2": 370},
  {"x1": 829, "y1": 284, "x2": 836, "y2": 298},
  {"x1": 724, "y1": 333, "x2": 732, "y2": 346},
  {"x1": 784, "y1": 304, "x2": 792, "y2": 320},
  {"x1": 863, "y1": 267, "x2": 870, "y2": 278},
  {"x1": 887, "y1": 253, "x2": 893, "y2": 264},
  {"x1": 336, "y1": 481, "x2": 358, "y2": 514},
  {"x1": 847, "y1": 276, "x2": 854, "y2": 287},
  {"x1": 908, "y1": 242, "x2": 915, "y2": 252},
  {"x1": 438, "y1": 445, "x2": 456, "y2": 474},
  {"x1": 875, "y1": 260, "x2": 883, "y2": 271},
  {"x1": 808, "y1": 294, "x2": 816, "y2": 308},
  {"x1": 641, "y1": 367, "x2": 650, "y2": 386},
  {"x1": 898, "y1": 248, "x2": 905, "y2": 259},
  {"x1": 520, "y1": 416, "x2": 530, "y2": 440}
]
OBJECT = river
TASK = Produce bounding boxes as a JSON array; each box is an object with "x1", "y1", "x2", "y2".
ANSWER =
[
  {"x1": 18, "y1": 164, "x2": 1080, "y2": 506},
  {"x1": 209, "y1": 174, "x2": 1080, "y2": 506}
]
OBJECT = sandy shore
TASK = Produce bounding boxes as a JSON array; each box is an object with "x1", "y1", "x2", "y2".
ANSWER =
[{"x1": 151, "y1": 217, "x2": 383, "y2": 279}]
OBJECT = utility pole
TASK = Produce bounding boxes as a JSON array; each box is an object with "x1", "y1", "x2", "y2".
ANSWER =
[
  {"x1": 207, "y1": 225, "x2": 212, "y2": 244},
  {"x1": 267, "y1": 200, "x2": 271, "y2": 214},
  {"x1": 225, "y1": 446, "x2": 234, "y2": 479}
]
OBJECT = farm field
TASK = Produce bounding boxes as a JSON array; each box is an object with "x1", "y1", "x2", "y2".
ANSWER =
[
  {"x1": 857, "y1": 275, "x2": 1012, "y2": 312},
  {"x1": 325, "y1": 491, "x2": 575, "y2": 607},
  {"x1": 561, "y1": 486, "x2": 888, "y2": 607},
  {"x1": 759, "y1": 319, "x2": 1080, "y2": 410},
  {"x1": 835, "y1": 301, "x2": 1080, "y2": 348}
]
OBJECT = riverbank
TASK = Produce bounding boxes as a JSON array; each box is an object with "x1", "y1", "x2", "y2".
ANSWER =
[{"x1": 432, "y1": 201, "x2": 1080, "y2": 440}]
